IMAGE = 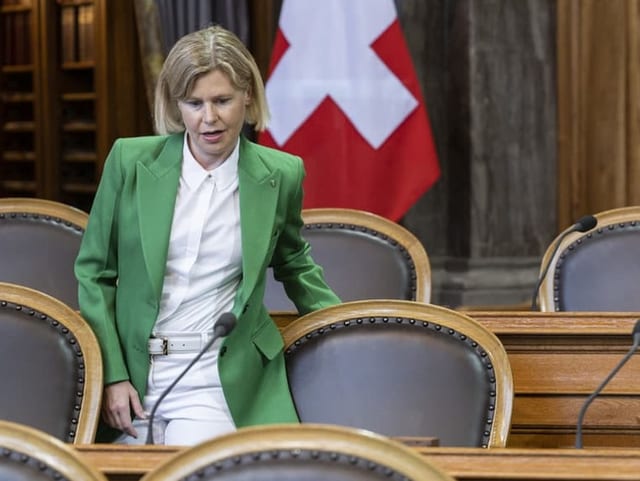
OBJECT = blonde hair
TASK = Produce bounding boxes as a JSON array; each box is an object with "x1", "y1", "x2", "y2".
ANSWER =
[{"x1": 154, "y1": 25, "x2": 269, "y2": 134}]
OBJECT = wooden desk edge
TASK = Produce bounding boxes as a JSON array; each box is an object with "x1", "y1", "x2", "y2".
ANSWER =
[
  {"x1": 274, "y1": 311, "x2": 640, "y2": 335},
  {"x1": 76, "y1": 445, "x2": 640, "y2": 479}
]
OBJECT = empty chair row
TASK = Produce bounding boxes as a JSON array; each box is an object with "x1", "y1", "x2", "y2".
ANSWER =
[{"x1": 3, "y1": 197, "x2": 640, "y2": 313}]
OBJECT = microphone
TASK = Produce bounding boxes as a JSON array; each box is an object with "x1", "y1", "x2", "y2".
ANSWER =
[
  {"x1": 575, "y1": 319, "x2": 640, "y2": 448},
  {"x1": 145, "y1": 312, "x2": 237, "y2": 444},
  {"x1": 531, "y1": 215, "x2": 597, "y2": 310}
]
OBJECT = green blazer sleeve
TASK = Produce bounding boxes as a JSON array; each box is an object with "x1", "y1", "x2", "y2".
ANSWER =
[
  {"x1": 269, "y1": 157, "x2": 341, "y2": 314},
  {"x1": 74, "y1": 139, "x2": 129, "y2": 384}
]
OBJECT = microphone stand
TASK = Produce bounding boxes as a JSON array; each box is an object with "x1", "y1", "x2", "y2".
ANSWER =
[
  {"x1": 530, "y1": 225, "x2": 574, "y2": 310},
  {"x1": 575, "y1": 320, "x2": 640, "y2": 448},
  {"x1": 531, "y1": 215, "x2": 597, "y2": 311}
]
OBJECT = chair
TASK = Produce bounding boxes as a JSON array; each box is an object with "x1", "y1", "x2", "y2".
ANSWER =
[
  {"x1": 0, "y1": 282, "x2": 102, "y2": 443},
  {"x1": 139, "y1": 423, "x2": 454, "y2": 481},
  {"x1": 281, "y1": 300, "x2": 513, "y2": 447},
  {"x1": 0, "y1": 419, "x2": 107, "y2": 481},
  {"x1": 538, "y1": 206, "x2": 640, "y2": 311},
  {"x1": 265, "y1": 208, "x2": 431, "y2": 313},
  {"x1": 0, "y1": 197, "x2": 89, "y2": 310}
]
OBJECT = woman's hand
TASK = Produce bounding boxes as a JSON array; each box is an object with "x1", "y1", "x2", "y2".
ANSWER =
[{"x1": 102, "y1": 381, "x2": 146, "y2": 437}]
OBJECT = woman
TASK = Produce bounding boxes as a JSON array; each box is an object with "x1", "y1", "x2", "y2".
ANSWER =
[{"x1": 75, "y1": 25, "x2": 340, "y2": 445}]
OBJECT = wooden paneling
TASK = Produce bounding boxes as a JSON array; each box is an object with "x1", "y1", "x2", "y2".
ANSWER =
[
  {"x1": 421, "y1": 447, "x2": 640, "y2": 481},
  {"x1": 557, "y1": 0, "x2": 640, "y2": 228},
  {"x1": 249, "y1": 0, "x2": 278, "y2": 79},
  {"x1": 471, "y1": 311, "x2": 640, "y2": 448},
  {"x1": 512, "y1": 396, "x2": 640, "y2": 426}
]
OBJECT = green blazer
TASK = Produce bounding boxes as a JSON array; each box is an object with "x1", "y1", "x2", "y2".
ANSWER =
[{"x1": 75, "y1": 133, "x2": 340, "y2": 440}]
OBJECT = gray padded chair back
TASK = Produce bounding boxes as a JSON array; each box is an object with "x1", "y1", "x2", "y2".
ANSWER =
[
  {"x1": 0, "y1": 283, "x2": 102, "y2": 443},
  {"x1": 0, "y1": 198, "x2": 88, "y2": 310},
  {"x1": 265, "y1": 208, "x2": 430, "y2": 312},
  {"x1": 138, "y1": 424, "x2": 454, "y2": 481},
  {"x1": 282, "y1": 301, "x2": 513, "y2": 448},
  {"x1": 539, "y1": 206, "x2": 640, "y2": 311}
]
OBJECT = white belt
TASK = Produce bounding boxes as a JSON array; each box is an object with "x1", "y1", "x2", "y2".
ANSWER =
[{"x1": 148, "y1": 331, "x2": 213, "y2": 355}]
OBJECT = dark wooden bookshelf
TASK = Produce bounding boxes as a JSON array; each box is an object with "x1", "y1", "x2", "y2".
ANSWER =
[
  {"x1": 0, "y1": 0, "x2": 151, "y2": 209},
  {"x1": 3, "y1": 151, "x2": 36, "y2": 161}
]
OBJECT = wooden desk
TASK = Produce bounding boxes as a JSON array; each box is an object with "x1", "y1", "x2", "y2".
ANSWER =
[
  {"x1": 275, "y1": 311, "x2": 640, "y2": 448},
  {"x1": 473, "y1": 311, "x2": 640, "y2": 449},
  {"x1": 75, "y1": 444, "x2": 640, "y2": 481}
]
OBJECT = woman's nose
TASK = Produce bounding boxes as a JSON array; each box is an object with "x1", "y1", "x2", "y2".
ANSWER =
[{"x1": 203, "y1": 104, "x2": 217, "y2": 124}]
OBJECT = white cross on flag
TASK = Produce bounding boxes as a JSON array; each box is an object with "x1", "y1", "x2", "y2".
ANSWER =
[{"x1": 259, "y1": 0, "x2": 440, "y2": 221}]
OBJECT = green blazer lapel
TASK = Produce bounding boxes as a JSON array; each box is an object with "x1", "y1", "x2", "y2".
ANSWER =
[
  {"x1": 237, "y1": 138, "x2": 281, "y2": 306},
  {"x1": 136, "y1": 134, "x2": 183, "y2": 300}
]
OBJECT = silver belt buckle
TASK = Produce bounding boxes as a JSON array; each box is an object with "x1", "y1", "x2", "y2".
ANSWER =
[{"x1": 148, "y1": 337, "x2": 168, "y2": 355}]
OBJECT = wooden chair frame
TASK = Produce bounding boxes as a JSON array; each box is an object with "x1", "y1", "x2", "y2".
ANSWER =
[
  {"x1": 539, "y1": 206, "x2": 640, "y2": 311},
  {"x1": 139, "y1": 423, "x2": 454, "y2": 481},
  {"x1": 0, "y1": 419, "x2": 107, "y2": 480},
  {"x1": 0, "y1": 197, "x2": 89, "y2": 228},
  {"x1": 282, "y1": 300, "x2": 514, "y2": 448},
  {"x1": 0, "y1": 282, "x2": 102, "y2": 443},
  {"x1": 302, "y1": 208, "x2": 431, "y2": 303}
]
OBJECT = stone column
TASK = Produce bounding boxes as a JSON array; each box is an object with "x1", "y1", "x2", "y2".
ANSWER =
[{"x1": 398, "y1": 0, "x2": 557, "y2": 307}]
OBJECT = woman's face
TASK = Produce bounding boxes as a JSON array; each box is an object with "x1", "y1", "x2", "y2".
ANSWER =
[{"x1": 178, "y1": 69, "x2": 249, "y2": 170}]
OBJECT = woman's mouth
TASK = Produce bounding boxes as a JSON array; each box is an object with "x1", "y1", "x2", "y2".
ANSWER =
[{"x1": 201, "y1": 130, "x2": 223, "y2": 142}]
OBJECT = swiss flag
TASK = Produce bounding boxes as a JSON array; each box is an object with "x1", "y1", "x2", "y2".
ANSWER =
[{"x1": 259, "y1": 0, "x2": 440, "y2": 221}]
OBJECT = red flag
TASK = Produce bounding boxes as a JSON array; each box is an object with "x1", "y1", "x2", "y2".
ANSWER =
[{"x1": 259, "y1": 0, "x2": 439, "y2": 221}]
